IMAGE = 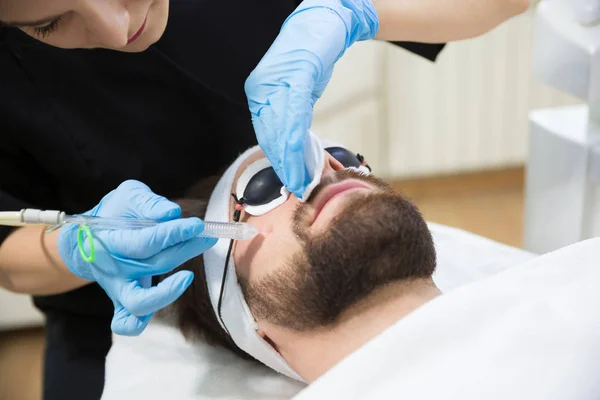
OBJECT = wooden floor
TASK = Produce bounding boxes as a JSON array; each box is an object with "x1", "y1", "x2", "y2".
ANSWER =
[
  {"x1": 0, "y1": 167, "x2": 526, "y2": 400},
  {"x1": 393, "y1": 167, "x2": 526, "y2": 248},
  {"x1": 0, "y1": 328, "x2": 43, "y2": 400}
]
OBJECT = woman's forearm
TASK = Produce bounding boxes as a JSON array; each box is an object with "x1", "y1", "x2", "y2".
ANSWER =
[
  {"x1": 0, "y1": 226, "x2": 89, "y2": 295},
  {"x1": 373, "y1": 0, "x2": 530, "y2": 43}
]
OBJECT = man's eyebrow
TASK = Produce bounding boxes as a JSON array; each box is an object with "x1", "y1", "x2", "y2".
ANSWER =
[{"x1": 1, "y1": 14, "x2": 62, "y2": 28}]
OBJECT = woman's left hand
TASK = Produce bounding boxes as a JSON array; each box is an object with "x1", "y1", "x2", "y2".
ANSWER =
[{"x1": 245, "y1": 0, "x2": 379, "y2": 199}]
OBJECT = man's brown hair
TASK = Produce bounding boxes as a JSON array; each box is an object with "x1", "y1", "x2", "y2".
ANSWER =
[{"x1": 156, "y1": 175, "x2": 250, "y2": 360}]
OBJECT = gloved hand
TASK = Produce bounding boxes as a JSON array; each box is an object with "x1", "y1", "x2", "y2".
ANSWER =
[
  {"x1": 57, "y1": 180, "x2": 217, "y2": 336},
  {"x1": 245, "y1": 0, "x2": 379, "y2": 198}
]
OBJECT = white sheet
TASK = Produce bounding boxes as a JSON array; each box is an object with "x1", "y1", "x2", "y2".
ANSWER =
[
  {"x1": 294, "y1": 237, "x2": 600, "y2": 400},
  {"x1": 102, "y1": 223, "x2": 537, "y2": 400}
]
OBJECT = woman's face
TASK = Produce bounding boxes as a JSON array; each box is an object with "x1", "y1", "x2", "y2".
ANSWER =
[{"x1": 0, "y1": 0, "x2": 168, "y2": 51}]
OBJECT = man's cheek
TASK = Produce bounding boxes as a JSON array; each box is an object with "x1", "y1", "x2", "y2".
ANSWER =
[{"x1": 258, "y1": 237, "x2": 300, "y2": 278}]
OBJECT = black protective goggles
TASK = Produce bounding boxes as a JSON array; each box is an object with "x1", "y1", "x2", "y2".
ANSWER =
[{"x1": 234, "y1": 147, "x2": 371, "y2": 216}]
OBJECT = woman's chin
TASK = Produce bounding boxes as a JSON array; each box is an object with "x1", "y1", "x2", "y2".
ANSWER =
[{"x1": 120, "y1": 2, "x2": 168, "y2": 52}]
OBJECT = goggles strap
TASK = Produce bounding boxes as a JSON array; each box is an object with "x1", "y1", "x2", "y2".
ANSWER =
[{"x1": 217, "y1": 193, "x2": 246, "y2": 339}]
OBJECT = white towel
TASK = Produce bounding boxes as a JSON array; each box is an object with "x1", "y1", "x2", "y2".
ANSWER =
[
  {"x1": 294, "y1": 238, "x2": 600, "y2": 400},
  {"x1": 102, "y1": 319, "x2": 305, "y2": 400},
  {"x1": 102, "y1": 223, "x2": 536, "y2": 400}
]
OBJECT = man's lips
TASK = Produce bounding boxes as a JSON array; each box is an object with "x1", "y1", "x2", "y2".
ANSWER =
[
  {"x1": 127, "y1": 17, "x2": 147, "y2": 44},
  {"x1": 310, "y1": 180, "x2": 372, "y2": 225}
]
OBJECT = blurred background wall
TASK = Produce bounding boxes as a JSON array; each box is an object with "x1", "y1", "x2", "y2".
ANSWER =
[{"x1": 313, "y1": 8, "x2": 581, "y2": 179}]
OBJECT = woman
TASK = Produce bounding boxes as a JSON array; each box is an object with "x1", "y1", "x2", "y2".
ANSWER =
[{"x1": 0, "y1": 0, "x2": 528, "y2": 398}]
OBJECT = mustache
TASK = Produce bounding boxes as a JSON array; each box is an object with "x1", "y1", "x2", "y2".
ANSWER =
[
  {"x1": 292, "y1": 170, "x2": 395, "y2": 240},
  {"x1": 305, "y1": 169, "x2": 394, "y2": 205}
]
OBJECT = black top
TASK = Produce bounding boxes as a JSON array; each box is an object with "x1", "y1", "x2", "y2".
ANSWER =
[{"x1": 0, "y1": 0, "x2": 444, "y2": 397}]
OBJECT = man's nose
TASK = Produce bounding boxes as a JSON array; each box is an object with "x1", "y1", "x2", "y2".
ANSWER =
[
  {"x1": 322, "y1": 154, "x2": 345, "y2": 176},
  {"x1": 84, "y1": 0, "x2": 130, "y2": 48}
]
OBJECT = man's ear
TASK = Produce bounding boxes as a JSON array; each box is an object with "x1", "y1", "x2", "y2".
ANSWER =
[{"x1": 257, "y1": 328, "x2": 279, "y2": 352}]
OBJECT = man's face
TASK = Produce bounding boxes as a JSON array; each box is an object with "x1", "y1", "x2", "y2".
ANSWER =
[{"x1": 232, "y1": 150, "x2": 436, "y2": 332}]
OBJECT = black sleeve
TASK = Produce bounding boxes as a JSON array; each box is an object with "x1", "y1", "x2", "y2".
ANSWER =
[
  {"x1": 0, "y1": 133, "x2": 55, "y2": 245},
  {"x1": 0, "y1": 190, "x2": 33, "y2": 244},
  {"x1": 0, "y1": 139, "x2": 35, "y2": 244},
  {"x1": 389, "y1": 41, "x2": 446, "y2": 62}
]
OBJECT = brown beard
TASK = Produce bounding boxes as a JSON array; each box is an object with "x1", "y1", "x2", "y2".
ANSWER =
[{"x1": 239, "y1": 170, "x2": 437, "y2": 332}]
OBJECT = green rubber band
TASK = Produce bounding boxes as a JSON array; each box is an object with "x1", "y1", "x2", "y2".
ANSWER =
[{"x1": 77, "y1": 225, "x2": 95, "y2": 263}]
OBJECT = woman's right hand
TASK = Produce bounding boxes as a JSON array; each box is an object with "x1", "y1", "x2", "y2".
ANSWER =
[{"x1": 57, "y1": 180, "x2": 217, "y2": 336}]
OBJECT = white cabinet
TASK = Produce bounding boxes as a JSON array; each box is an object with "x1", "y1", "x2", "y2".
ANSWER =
[{"x1": 0, "y1": 289, "x2": 43, "y2": 330}]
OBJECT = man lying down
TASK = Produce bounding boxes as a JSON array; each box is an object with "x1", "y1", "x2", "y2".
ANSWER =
[
  {"x1": 110, "y1": 133, "x2": 600, "y2": 400},
  {"x1": 154, "y1": 132, "x2": 440, "y2": 382}
]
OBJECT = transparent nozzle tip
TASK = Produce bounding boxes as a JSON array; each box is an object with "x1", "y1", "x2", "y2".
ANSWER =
[
  {"x1": 61, "y1": 215, "x2": 259, "y2": 241},
  {"x1": 199, "y1": 221, "x2": 258, "y2": 240}
]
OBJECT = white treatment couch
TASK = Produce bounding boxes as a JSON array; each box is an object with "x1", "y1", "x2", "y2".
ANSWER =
[{"x1": 102, "y1": 222, "x2": 538, "y2": 400}]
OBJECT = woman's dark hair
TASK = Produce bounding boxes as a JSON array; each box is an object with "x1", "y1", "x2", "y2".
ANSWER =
[{"x1": 155, "y1": 174, "x2": 251, "y2": 360}]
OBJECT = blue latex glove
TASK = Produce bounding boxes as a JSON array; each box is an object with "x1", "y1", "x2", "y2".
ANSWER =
[
  {"x1": 245, "y1": 0, "x2": 379, "y2": 198},
  {"x1": 57, "y1": 180, "x2": 217, "y2": 336}
]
